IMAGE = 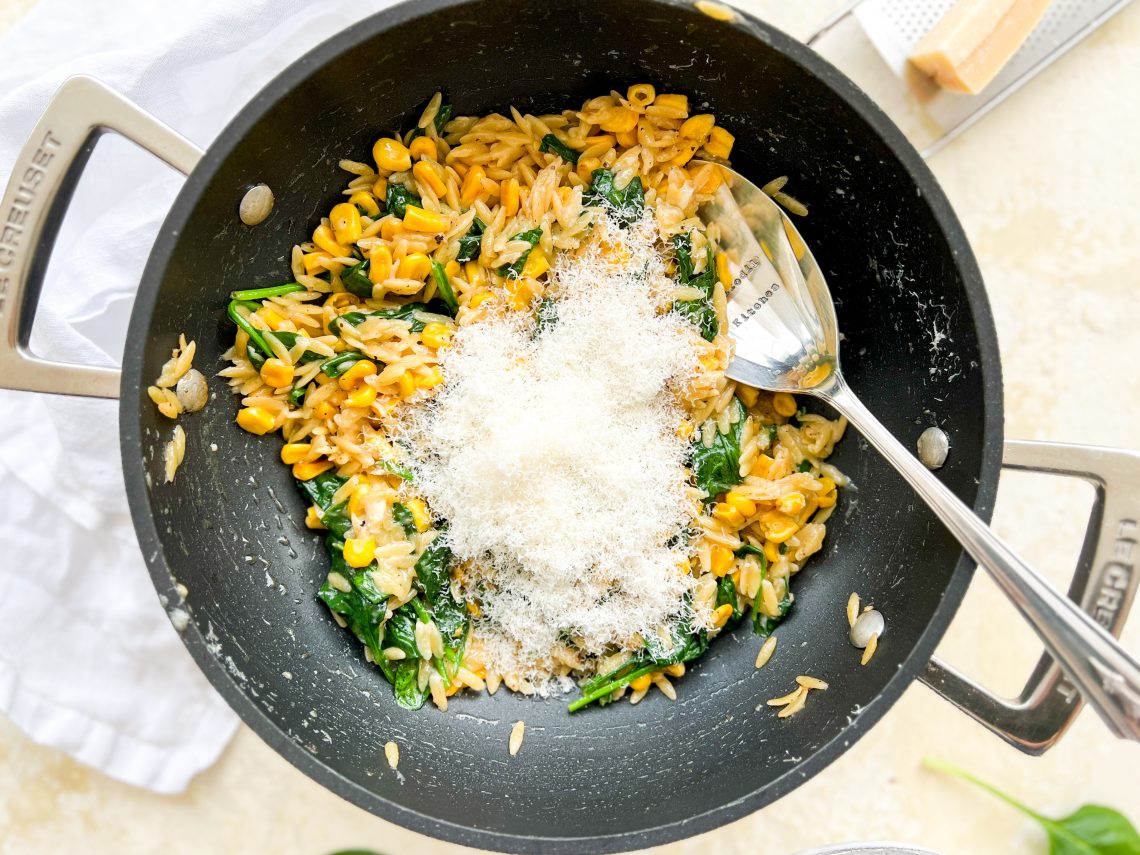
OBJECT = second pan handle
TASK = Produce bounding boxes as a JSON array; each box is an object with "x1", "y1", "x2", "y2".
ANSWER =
[
  {"x1": 0, "y1": 75, "x2": 202, "y2": 399},
  {"x1": 921, "y1": 440, "x2": 1140, "y2": 753},
  {"x1": 823, "y1": 378, "x2": 1140, "y2": 741}
]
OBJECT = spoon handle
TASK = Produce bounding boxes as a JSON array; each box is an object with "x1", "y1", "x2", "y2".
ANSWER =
[{"x1": 823, "y1": 378, "x2": 1140, "y2": 740}]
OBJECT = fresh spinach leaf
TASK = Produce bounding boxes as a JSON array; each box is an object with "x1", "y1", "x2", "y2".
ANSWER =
[
  {"x1": 392, "y1": 502, "x2": 417, "y2": 537},
  {"x1": 690, "y1": 397, "x2": 746, "y2": 498},
  {"x1": 925, "y1": 758, "x2": 1140, "y2": 855},
  {"x1": 385, "y1": 182, "x2": 421, "y2": 219},
  {"x1": 539, "y1": 134, "x2": 580, "y2": 164},
  {"x1": 456, "y1": 218, "x2": 485, "y2": 262},
  {"x1": 497, "y1": 227, "x2": 543, "y2": 279},
  {"x1": 583, "y1": 168, "x2": 645, "y2": 227}
]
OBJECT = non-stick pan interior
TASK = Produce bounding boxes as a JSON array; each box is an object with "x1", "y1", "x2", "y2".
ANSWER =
[{"x1": 122, "y1": 1, "x2": 1002, "y2": 851}]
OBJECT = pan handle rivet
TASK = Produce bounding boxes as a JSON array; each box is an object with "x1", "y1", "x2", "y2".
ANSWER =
[{"x1": 239, "y1": 183, "x2": 275, "y2": 226}]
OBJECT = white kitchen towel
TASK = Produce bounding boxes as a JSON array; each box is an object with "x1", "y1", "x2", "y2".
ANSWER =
[{"x1": 0, "y1": 0, "x2": 393, "y2": 794}]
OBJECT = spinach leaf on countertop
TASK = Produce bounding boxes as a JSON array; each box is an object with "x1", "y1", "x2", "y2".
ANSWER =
[{"x1": 925, "y1": 757, "x2": 1140, "y2": 855}]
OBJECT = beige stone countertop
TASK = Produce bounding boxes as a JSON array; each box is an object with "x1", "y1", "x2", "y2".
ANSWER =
[{"x1": 1, "y1": 1, "x2": 1138, "y2": 853}]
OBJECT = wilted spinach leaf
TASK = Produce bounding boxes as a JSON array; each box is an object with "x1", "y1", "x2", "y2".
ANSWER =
[
  {"x1": 583, "y1": 168, "x2": 645, "y2": 227},
  {"x1": 539, "y1": 134, "x2": 580, "y2": 164},
  {"x1": 456, "y1": 218, "x2": 485, "y2": 262},
  {"x1": 671, "y1": 232, "x2": 719, "y2": 341},
  {"x1": 391, "y1": 502, "x2": 417, "y2": 537},
  {"x1": 497, "y1": 227, "x2": 543, "y2": 279},
  {"x1": 429, "y1": 260, "x2": 459, "y2": 314},
  {"x1": 715, "y1": 574, "x2": 744, "y2": 626},
  {"x1": 342, "y1": 259, "x2": 374, "y2": 298},
  {"x1": 385, "y1": 182, "x2": 421, "y2": 219},
  {"x1": 690, "y1": 397, "x2": 745, "y2": 498},
  {"x1": 752, "y1": 592, "x2": 792, "y2": 637}
]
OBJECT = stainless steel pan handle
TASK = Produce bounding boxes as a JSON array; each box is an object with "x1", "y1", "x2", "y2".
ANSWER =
[
  {"x1": 0, "y1": 75, "x2": 202, "y2": 398},
  {"x1": 920, "y1": 440, "x2": 1140, "y2": 752}
]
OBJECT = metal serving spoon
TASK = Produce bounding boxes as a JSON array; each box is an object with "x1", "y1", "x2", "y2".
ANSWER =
[{"x1": 700, "y1": 162, "x2": 1140, "y2": 740}]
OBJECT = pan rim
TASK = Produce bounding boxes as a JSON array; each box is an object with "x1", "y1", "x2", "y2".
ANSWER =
[{"x1": 120, "y1": 0, "x2": 1003, "y2": 851}]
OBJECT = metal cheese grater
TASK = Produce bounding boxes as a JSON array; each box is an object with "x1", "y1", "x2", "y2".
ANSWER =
[{"x1": 807, "y1": 0, "x2": 1134, "y2": 156}]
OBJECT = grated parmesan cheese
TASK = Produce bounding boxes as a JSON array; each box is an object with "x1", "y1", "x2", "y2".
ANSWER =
[{"x1": 403, "y1": 213, "x2": 703, "y2": 686}]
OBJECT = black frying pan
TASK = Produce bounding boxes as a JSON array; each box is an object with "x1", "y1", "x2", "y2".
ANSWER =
[{"x1": 4, "y1": 1, "x2": 1134, "y2": 851}]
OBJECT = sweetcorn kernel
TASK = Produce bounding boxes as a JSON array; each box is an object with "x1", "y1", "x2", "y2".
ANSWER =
[
  {"x1": 402, "y1": 206, "x2": 447, "y2": 233},
  {"x1": 420, "y1": 323, "x2": 452, "y2": 349},
  {"x1": 293, "y1": 459, "x2": 333, "y2": 481},
  {"x1": 725, "y1": 490, "x2": 757, "y2": 518},
  {"x1": 343, "y1": 536, "x2": 377, "y2": 568},
  {"x1": 236, "y1": 406, "x2": 275, "y2": 435},
  {"x1": 373, "y1": 137, "x2": 411, "y2": 172},
  {"x1": 404, "y1": 497, "x2": 431, "y2": 532},
  {"x1": 772, "y1": 392, "x2": 797, "y2": 418},
  {"x1": 337, "y1": 359, "x2": 378, "y2": 390},
  {"x1": 709, "y1": 544, "x2": 734, "y2": 577},
  {"x1": 280, "y1": 443, "x2": 312, "y2": 465}
]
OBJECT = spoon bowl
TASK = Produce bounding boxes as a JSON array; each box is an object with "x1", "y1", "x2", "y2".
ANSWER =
[{"x1": 699, "y1": 164, "x2": 838, "y2": 393}]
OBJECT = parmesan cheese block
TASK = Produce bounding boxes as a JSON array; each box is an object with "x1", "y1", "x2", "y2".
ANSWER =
[{"x1": 909, "y1": 0, "x2": 1053, "y2": 94}]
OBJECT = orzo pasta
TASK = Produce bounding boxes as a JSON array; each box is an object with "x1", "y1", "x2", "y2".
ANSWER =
[{"x1": 222, "y1": 86, "x2": 846, "y2": 713}]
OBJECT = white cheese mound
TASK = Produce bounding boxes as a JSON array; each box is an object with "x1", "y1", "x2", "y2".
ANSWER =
[{"x1": 404, "y1": 213, "x2": 701, "y2": 687}]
